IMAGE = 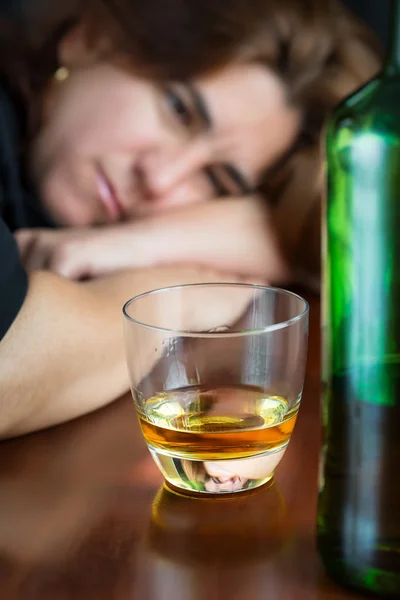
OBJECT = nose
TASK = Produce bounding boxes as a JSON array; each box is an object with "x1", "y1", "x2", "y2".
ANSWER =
[{"x1": 137, "y1": 139, "x2": 211, "y2": 199}]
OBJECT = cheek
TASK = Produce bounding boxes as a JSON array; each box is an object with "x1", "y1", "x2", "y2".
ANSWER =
[
  {"x1": 63, "y1": 116, "x2": 133, "y2": 156},
  {"x1": 235, "y1": 105, "x2": 301, "y2": 175},
  {"x1": 39, "y1": 159, "x2": 95, "y2": 227},
  {"x1": 49, "y1": 99, "x2": 146, "y2": 158},
  {"x1": 69, "y1": 93, "x2": 160, "y2": 156},
  {"x1": 261, "y1": 107, "x2": 301, "y2": 165},
  {"x1": 44, "y1": 64, "x2": 162, "y2": 159}
]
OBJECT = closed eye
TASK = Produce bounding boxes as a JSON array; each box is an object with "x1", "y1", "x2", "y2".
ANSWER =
[
  {"x1": 205, "y1": 164, "x2": 253, "y2": 197},
  {"x1": 205, "y1": 167, "x2": 227, "y2": 197}
]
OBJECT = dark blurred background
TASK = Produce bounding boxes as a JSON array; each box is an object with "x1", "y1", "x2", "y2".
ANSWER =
[
  {"x1": 0, "y1": 0, "x2": 393, "y2": 48},
  {"x1": 344, "y1": 0, "x2": 391, "y2": 47}
]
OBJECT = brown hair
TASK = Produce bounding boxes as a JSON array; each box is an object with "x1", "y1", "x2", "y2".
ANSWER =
[{"x1": 1, "y1": 0, "x2": 382, "y2": 283}]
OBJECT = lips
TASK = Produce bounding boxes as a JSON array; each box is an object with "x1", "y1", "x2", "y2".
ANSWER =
[{"x1": 95, "y1": 168, "x2": 123, "y2": 221}]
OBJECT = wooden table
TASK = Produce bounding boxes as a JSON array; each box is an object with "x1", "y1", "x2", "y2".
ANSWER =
[{"x1": 0, "y1": 294, "x2": 370, "y2": 599}]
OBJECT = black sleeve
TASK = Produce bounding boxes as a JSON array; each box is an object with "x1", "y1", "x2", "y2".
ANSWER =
[{"x1": 0, "y1": 216, "x2": 27, "y2": 340}]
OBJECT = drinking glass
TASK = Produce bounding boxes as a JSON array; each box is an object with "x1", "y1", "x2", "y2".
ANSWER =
[{"x1": 123, "y1": 284, "x2": 309, "y2": 495}]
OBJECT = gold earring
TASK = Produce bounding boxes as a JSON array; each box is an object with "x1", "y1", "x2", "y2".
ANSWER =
[{"x1": 54, "y1": 66, "x2": 70, "y2": 83}]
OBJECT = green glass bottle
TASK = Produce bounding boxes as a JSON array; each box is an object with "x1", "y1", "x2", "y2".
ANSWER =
[{"x1": 318, "y1": 1, "x2": 400, "y2": 596}]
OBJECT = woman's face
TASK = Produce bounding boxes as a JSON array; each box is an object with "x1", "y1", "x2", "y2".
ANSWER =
[{"x1": 31, "y1": 29, "x2": 300, "y2": 226}]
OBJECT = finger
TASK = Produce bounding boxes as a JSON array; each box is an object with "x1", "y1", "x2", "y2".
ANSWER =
[
  {"x1": 14, "y1": 230, "x2": 35, "y2": 263},
  {"x1": 24, "y1": 239, "x2": 52, "y2": 271},
  {"x1": 50, "y1": 247, "x2": 92, "y2": 281},
  {"x1": 14, "y1": 229, "x2": 57, "y2": 271}
]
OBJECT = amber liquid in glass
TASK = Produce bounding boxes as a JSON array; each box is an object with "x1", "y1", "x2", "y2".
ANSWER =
[{"x1": 137, "y1": 385, "x2": 298, "y2": 494}]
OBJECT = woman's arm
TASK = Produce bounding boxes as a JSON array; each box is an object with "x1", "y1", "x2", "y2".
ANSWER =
[
  {"x1": 136, "y1": 197, "x2": 291, "y2": 282},
  {"x1": 0, "y1": 265, "x2": 246, "y2": 439},
  {"x1": 15, "y1": 197, "x2": 291, "y2": 283}
]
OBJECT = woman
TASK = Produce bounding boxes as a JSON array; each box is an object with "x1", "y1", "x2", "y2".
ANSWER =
[
  {"x1": 0, "y1": 0, "x2": 379, "y2": 438},
  {"x1": 11, "y1": 0, "x2": 380, "y2": 286}
]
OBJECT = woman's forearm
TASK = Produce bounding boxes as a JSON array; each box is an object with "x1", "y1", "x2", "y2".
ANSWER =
[
  {"x1": 0, "y1": 265, "x2": 245, "y2": 438},
  {"x1": 139, "y1": 197, "x2": 291, "y2": 283},
  {"x1": 15, "y1": 198, "x2": 291, "y2": 283}
]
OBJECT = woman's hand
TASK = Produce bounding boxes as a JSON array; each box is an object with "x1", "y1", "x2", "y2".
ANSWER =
[{"x1": 14, "y1": 225, "x2": 151, "y2": 280}]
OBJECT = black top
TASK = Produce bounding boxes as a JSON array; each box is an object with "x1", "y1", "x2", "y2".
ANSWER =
[
  {"x1": 0, "y1": 0, "x2": 29, "y2": 340},
  {"x1": 0, "y1": 81, "x2": 50, "y2": 340},
  {"x1": 0, "y1": 0, "x2": 56, "y2": 342}
]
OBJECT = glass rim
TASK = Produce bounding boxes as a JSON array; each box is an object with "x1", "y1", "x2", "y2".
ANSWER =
[{"x1": 122, "y1": 283, "x2": 309, "y2": 338}]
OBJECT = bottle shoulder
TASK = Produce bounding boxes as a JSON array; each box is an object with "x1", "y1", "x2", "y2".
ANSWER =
[{"x1": 328, "y1": 72, "x2": 400, "y2": 140}]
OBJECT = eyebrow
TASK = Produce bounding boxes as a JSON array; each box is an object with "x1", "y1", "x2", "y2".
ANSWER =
[{"x1": 187, "y1": 84, "x2": 253, "y2": 195}]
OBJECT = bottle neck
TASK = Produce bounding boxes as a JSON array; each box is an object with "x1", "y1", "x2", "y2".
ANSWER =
[{"x1": 386, "y1": 0, "x2": 400, "y2": 71}]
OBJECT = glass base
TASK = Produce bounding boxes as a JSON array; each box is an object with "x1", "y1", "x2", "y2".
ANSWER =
[{"x1": 149, "y1": 445, "x2": 286, "y2": 495}]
